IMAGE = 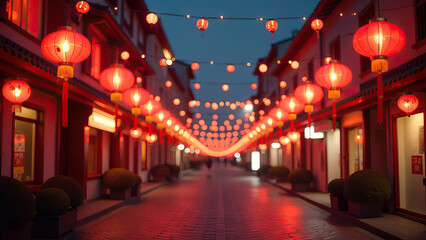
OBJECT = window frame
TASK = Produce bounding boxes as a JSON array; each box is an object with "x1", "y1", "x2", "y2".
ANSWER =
[{"x1": 86, "y1": 126, "x2": 103, "y2": 179}]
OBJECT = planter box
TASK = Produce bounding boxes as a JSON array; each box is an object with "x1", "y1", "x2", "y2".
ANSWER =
[
  {"x1": 291, "y1": 183, "x2": 311, "y2": 192},
  {"x1": 153, "y1": 176, "x2": 167, "y2": 182},
  {"x1": 276, "y1": 176, "x2": 287, "y2": 183},
  {"x1": 110, "y1": 188, "x2": 131, "y2": 200},
  {"x1": 32, "y1": 209, "x2": 77, "y2": 238},
  {"x1": 1, "y1": 221, "x2": 32, "y2": 240},
  {"x1": 330, "y1": 195, "x2": 348, "y2": 211},
  {"x1": 131, "y1": 184, "x2": 141, "y2": 197},
  {"x1": 348, "y1": 201, "x2": 382, "y2": 218}
]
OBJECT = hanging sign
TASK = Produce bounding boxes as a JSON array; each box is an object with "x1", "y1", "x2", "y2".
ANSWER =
[
  {"x1": 13, "y1": 134, "x2": 25, "y2": 177},
  {"x1": 411, "y1": 155, "x2": 423, "y2": 174}
]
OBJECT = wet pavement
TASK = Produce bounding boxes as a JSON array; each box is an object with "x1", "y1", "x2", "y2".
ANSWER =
[{"x1": 69, "y1": 163, "x2": 382, "y2": 239}]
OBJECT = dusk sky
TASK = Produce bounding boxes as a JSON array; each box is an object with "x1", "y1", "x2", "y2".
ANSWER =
[{"x1": 145, "y1": 0, "x2": 320, "y2": 123}]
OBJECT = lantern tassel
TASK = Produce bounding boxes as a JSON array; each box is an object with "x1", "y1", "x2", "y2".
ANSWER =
[
  {"x1": 332, "y1": 101, "x2": 336, "y2": 131},
  {"x1": 278, "y1": 127, "x2": 282, "y2": 138},
  {"x1": 290, "y1": 120, "x2": 294, "y2": 132},
  {"x1": 62, "y1": 80, "x2": 68, "y2": 127},
  {"x1": 148, "y1": 123, "x2": 152, "y2": 135},
  {"x1": 271, "y1": 32, "x2": 274, "y2": 40},
  {"x1": 134, "y1": 116, "x2": 138, "y2": 128},
  {"x1": 269, "y1": 132, "x2": 272, "y2": 142},
  {"x1": 115, "y1": 103, "x2": 118, "y2": 134},
  {"x1": 308, "y1": 113, "x2": 311, "y2": 128},
  {"x1": 168, "y1": 135, "x2": 171, "y2": 146},
  {"x1": 377, "y1": 74, "x2": 383, "y2": 123},
  {"x1": 200, "y1": 30, "x2": 204, "y2": 38},
  {"x1": 159, "y1": 129, "x2": 163, "y2": 144}
]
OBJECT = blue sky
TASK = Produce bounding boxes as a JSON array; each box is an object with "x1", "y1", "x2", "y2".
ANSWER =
[{"x1": 145, "y1": 0, "x2": 320, "y2": 124}]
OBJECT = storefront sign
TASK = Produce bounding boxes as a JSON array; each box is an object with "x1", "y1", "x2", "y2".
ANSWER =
[
  {"x1": 411, "y1": 155, "x2": 423, "y2": 174},
  {"x1": 88, "y1": 108, "x2": 116, "y2": 133}
]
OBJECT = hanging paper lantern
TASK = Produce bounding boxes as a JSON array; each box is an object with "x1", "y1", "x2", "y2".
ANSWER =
[
  {"x1": 258, "y1": 144, "x2": 267, "y2": 151},
  {"x1": 76, "y1": 1, "x2": 90, "y2": 14},
  {"x1": 226, "y1": 64, "x2": 235, "y2": 73},
  {"x1": 294, "y1": 81, "x2": 324, "y2": 127},
  {"x1": 222, "y1": 84, "x2": 229, "y2": 92},
  {"x1": 287, "y1": 131, "x2": 300, "y2": 143},
  {"x1": 194, "y1": 83, "x2": 201, "y2": 90},
  {"x1": 146, "y1": 12, "x2": 158, "y2": 27},
  {"x1": 123, "y1": 86, "x2": 150, "y2": 116},
  {"x1": 315, "y1": 60, "x2": 352, "y2": 130},
  {"x1": 141, "y1": 99, "x2": 162, "y2": 118},
  {"x1": 165, "y1": 80, "x2": 172, "y2": 89},
  {"x1": 173, "y1": 98, "x2": 180, "y2": 105},
  {"x1": 269, "y1": 107, "x2": 288, "y2": 127},
  {"x1": 311, "y1": 19, "x2": 323, "y2": 38},
  {"x1": 280, "y1": 81, "x2": 287, "y2": 88},
  {"x1": 196, "y1": 18, "x2": 209, "y2": 38},
  {"x1": 259, "y1": 64, "x2": 268, "y2": 75},
  {"x1": 2, "y1": 80, "x2": 31, "y2": 112},
  {"x1": 279, "y1": 136, "x2": 290, "y2": 146},
  {"x1": 251, "y1": 83, "x2": 257, "y2": 90},
  {"x1": 100, "y1": 64, "x2": 135, "y2": 102},
  {"x1": 353, "y1": 18, "x2": 405, "y2": 122},
  {"x1": 290, "y1": 61, "x2": 299, "y2": 70},
  {"x1": 159, "y1": 58, "x2": 167, "y2": 71},
  {"x1": 153, "y1": 109, "x2": 171, "y2": 124},
  {"x1": 204, "y1": 102, "x2": 211, "y2": 108},
  {"x1": 120, "y1": 51, "x2": 130, "y2": 60},
  {"x1": 191, "y1": 62, "x2": 199, "y2": 71},
  {"x1": 265, "y1": 19, "x2": 278, "y2": 39},
  {"x1": 280, "y1": 95, "x2": 303, "y2": 132},
  {"x1": 146, "y1": 133, "x2": 158, "y2": 144},
  {"x1": 398, "y1": 92, "x2": 418, "y2": 116},
  {"x1": 130, "y1": 127, "x2": 143, "y2": 139},
  {"x1": 212, "y1": 102, "x2": 219, "y2": 110},
  {"x1": 41, "y1": 26, "x2": 91, "y2": 126}
]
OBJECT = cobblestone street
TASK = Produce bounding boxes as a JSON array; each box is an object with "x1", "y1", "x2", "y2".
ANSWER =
[{"x1": 70, "y1": 164, "x2": 381, "y2": 240}]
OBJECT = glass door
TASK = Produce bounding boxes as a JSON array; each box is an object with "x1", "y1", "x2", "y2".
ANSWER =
[{"x1": 347, "y1": 127, "x2": 363, "y2": 175}]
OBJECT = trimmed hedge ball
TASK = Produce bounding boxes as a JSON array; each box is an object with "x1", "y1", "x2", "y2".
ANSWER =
[
  {"x1": 343, "y1": 170, "x2": 391, "y2": 202},
  {"x1": 269, "y1": 166, "x2": 290, "y2": 178},
  {"x1": 288, "y1": 168, "x2": 313, "y2": 184},
  {"x1": 328, "y1": 179, "x2": 345, "y2": 197},
  {"x1": 0, "y1": 176, "x2": 35, "y2": 231},
  {"x1": 42, "y1": 175, "x2": 83, "y2": 209},
  {"x1": 36, "y1": 188, "x2": 70, "y2": 216},
  {"x1": 102, "y1": 168, "x2": 136, "y2": 189}
]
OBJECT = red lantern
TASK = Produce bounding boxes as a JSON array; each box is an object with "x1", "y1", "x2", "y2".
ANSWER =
[
  {"x1": 259, "y1": 64, "x2": 268, "y2": 75},
  {"x1": 222, "y1": 84, "x2": 229, "y2": 92},
  {"x1": 153, "y1": 109, "x2": 171, "y2": 124},
  {"x1": 315, "y1": 60, "x2": 352, "y2": 130},
  {"x1": 280, "y1": 81, "x2": 287, "y2": 88},
  {"x1": 146, "y1": 13, "x2": 158, "y2": 27},
  {"x1": 123, "y1": 87, "x2": 150, "y2": 115},
  {"x1": 191, "y1": 62, "x2": 199, "y2": 71},
  {"x1": 146, "y1": 133, "x2": 158, "y2": 144},
  {"x1": 2, "y1": 80, "x2": 31, "y2": 112},
  {"x1": 194, "y1": 83, "x2": 201, "y2": 90},
  {"x1": 226, "y1": 64, "x2": 235, "y2": 73},
  {"x1": 353, "y1": 18, "x2": 405, "y2": 122},
  {"x1": 196, "y1": 18, "x2": 209, "y2": 38},
  {"x1": 159, "y1": 58, "x2": 167, "y2": 71},
  {"x1": 130, "y1": 127, "x2": 143, "y2": 139},
  {"x1": 76, "y1": 1, "x2": 90, "y2": 14},
  {"x1": 311, "y1": 19, "x2": 323, "y2": 38},
  {"x1": 204, "y1": 102, "x2": 211, "y2": 108},
  {"x1": 141, "y1": 99, "x2": 161, "y2": 119},
  {"x1": 265, "y1": 19, "x2": 278, "y2": 39},
  {"x1": 41, "y1": 26, "x2": 91, "y2": 126},
  {"x1": 279, "y1": 95, "x2": 303, "y2": 132},
  {"x1": 294, "y1": 81, "x2": 324, "y2": 127},
  {"x1": 173, "y1": 98, "x2": 180, "y2": 105},
  {"x1": 398, "y1": 92, "x2": 418, "y2": 116},
  {"x1": 251, "y1": 83, "x2": 257, "y2": 90},
  {"x1": 165, "y1": 80, "x2": 172, "y2": 89},
  {"x1": 287, "y1": 131, "x2": 300, "y2": 143},
  {"x1": 258, "y1": 144, "x2": 267, "y2": 151},
  {"x1": 279, "y1": 136, "x2": 290, "y2": 146}
]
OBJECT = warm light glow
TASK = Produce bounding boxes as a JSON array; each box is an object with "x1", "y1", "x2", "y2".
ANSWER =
[
  {"x1": 251, "y1": 151, "x2": 260, "y2": 170},
  {"x1": 88, "y1": 109, "x2": 115, "y2": 133},
  {"x1": 146, "y1": 12, "x2": 158, "y2": 25},
  {"x1": 259, "y1": 64, "x2": 268, "y2": 73},
  {"x1": 222, "y1": 84, "x2": 229, "y2": 92},
  {"x1": 280, "y1": 81, "x2": 287, "y2": 88},
  {"x1": 244, "y1": 104, "x2": 253, "y2": 111},
  {"x1": 165, "y1": 80, "x2": 172, "y2": 88},
  {"x1": 173, "y1": 98, "x2": 180, "y2": 105},
  {"x1": 121, "y1": 51, "x2": 129, "y2": 60},
  {"x1": 279, "y1": 136, "x2": 290, "y2": 146},
  {"x1": 291, "y1": 61, "x2": 299, "y2": 70},
  {"x1": 194, "y1": 83, "x2": 201, "y2": 90}
]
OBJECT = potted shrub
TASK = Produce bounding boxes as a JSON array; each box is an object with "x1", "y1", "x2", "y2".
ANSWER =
[
  {"x1": 165, "y1": 164, "x2": 180, "y2": 182},
  {"x1": 131, "y1": 174, "x2": 142, "y2": 197},
  {"x1": 288, "y1": 168, "x2": 313, "y2": 192},
  {"x1": 269, "y1": 166, "x2": 290, "y2": 182},
  {"x1": 0, "y1": 176, "x2": 35, "y2": 240},
  {"x1": 150, "y1": 165, "x2": 171, "y2": 182},
  {"x1": 33, "y1": 175, "x2": 83, "y2": 238},
  {"x1": 257, "y1": 165, "x2": 271, "y2": 179},
  {"x1": 328, "y1": 179, "x2": 348, "y2": 211},
  {"x1": 344, "y1": 170, "x2": 391, "y2": 218},
  {"x1": 102, "y1": 168, "x2": 136, "y2": 200}
]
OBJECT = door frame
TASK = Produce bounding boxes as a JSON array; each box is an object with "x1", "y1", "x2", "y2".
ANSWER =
[{"x1": 343, "y1": 123, "x2": 364, "y2": 178}]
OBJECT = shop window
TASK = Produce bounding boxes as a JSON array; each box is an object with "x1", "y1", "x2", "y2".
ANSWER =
[
  {"x1": 396, "y1": 112, "x2": 425, "y2": 215},
  {"x1": 347, "y1": 127, "x2": 364, "y2": 175},
  {"x1": 329, "y1": 36, "x2": 341, "y2": 61},
  {"x1": 416, "y1": 0, "x2": 426, "y2": 43},
  {"x1": 13, "y1": 106, "x2": 43, "y2": 183},
  {"x1": 5, "y1": 0, "x2": 43, "y2": 38},
  {"x1": 358, "y1": 3, "x2": 375, "y2": 73},
  {"x1": 86, "y1": 127, "x2": 102, "y2": 177},
  {"x1": 141, "y1": 140, "x2": 147, "y2": 171}
]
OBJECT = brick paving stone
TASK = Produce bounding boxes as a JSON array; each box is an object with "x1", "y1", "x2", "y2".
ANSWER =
[{"x1": 68, "y1": 164, "x2": 382, "y2": 240}]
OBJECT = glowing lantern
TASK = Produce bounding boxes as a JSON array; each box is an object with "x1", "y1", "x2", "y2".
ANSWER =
[
  {"x1": 41, "y1": 26, "x2": 91, "y2": 126},
  {"x1": 311, "y1": 19, "x2": 323, "y2": 38},
  {"x1": 146, "y1": 13, "x2": 158, "y2": 27},
  {"x1": 324, "y1": 57, "x2": 332, "y2": 64},
  {"x1": 279, "y1": 136, "x2": 290, "y2": 146},
  {"x1": 398, "y1": 92, "x2": 418, "y2": 116},
  {"x1": 280, "y1": 81, "x2": 287, "y2": 88},
  {"x1": 179, "y1": 110, "x2": 186, "y2": 116},
  {"x1": 121, "y1": 51, "x2": 130, "y2": 61},
  {"x1": 294, "y1": 81, "x2": 324, "y2": 127},
  {"x1": 123, "y1": 86, "x2": 150, "y2": 116},
  {"x1": 258, "y1": 144, "x2": 267, "y2": 151},
  {"x1": 287, "y1": 131, "x2": 301, "y2": 143},
  {"x1": 173, "y1": 98, "x2": 180, "y2": 105},
  {"x1": 146, "y1": 133, "x2": 158, "y2": 144},
  {"x1": 259, "y1": 64, "x2": 268, "y2": 75},
  {"x1": 226, "y1": 64, "x2": 235, "y2": 73},
  {"x1": 76, "y1": 1, "x2": 90, "y2": 14},
  {"x1": 265, "y1": 19, "x2": 278, "y2": 39},
  {"x1": 212, "y1": 102, "x2": 219, "y2": 110},
  {"x1": 353, "y1": 18, "x2": 405, "y2": 122},
  {"x1": 159, "y1": 58, "x2": 167, "y2": 71},
  {"x1": 165, "y1": 80, "x2": 172, "y2": 89},
  {"x1": 290, "y1": 61, "x2": 299, "y2": 70},
  {"x1": 280, "y1": 95, "x2": 303, "y2": 132},
  {"x1": 229, "y1": 114, "x2": 235, "y2": 120},
  {"x1": 191, "y1": 62, "x2": 199, "y2": 71},
  {"x1": 222, "y1": 84, "x2": 229, "y2": 92},
  {"x1": 195, "y1": 113, "x2": 201, "y2": 119},
  {"x1": 141, "y1": 99, "x2": 161, "y2": 121},
  {"x1": 315, "y1": 60, "x2": 352, "y2": 130},
  {"x1": 204, "y1": 102, "x2": 211, "y2": 108},
  {"x1": 130, "y1": 128, "x2": 143, "y2": 139},
  {"x1": 2, "y1": 80, "x2": 31, "y2": 112},
  {"x1": 196, "y1": 18, "x2": 209, "y2": 38},
  {"x1": 251, "y1": 83, "x2": 257, "y2": 90},
  {"x1": 194, "y1": 83, "x2": 201, "y2": 90}
]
